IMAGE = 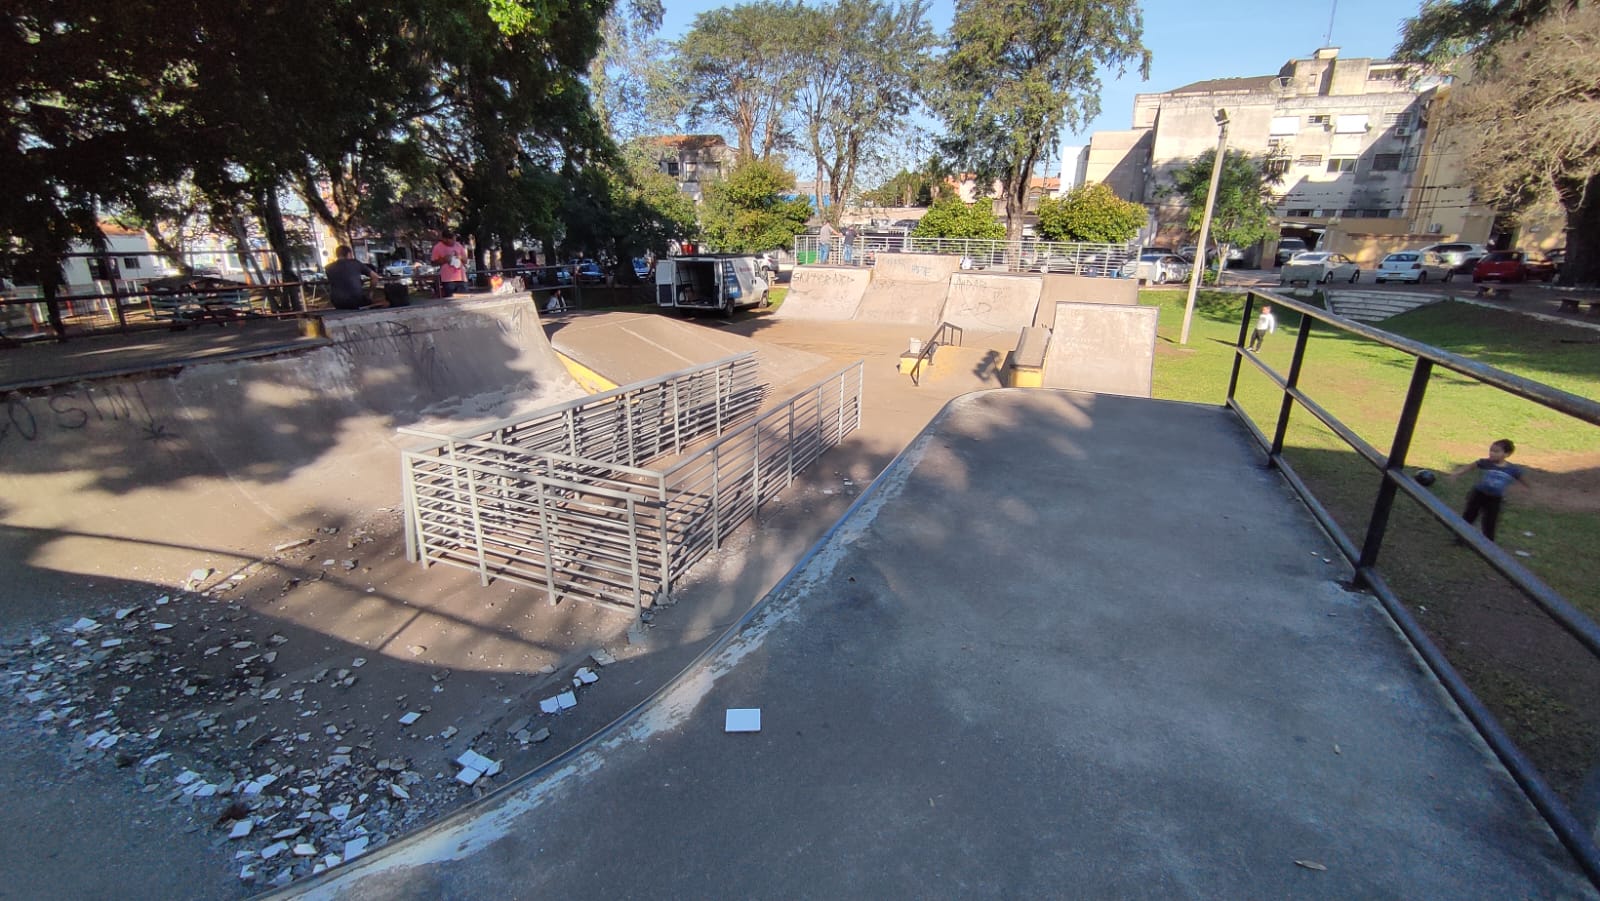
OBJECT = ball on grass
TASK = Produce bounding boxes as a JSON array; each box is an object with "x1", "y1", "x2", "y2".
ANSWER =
[{"x1": 1415, "y1": 469, "x2": 1437, "y2": 487}]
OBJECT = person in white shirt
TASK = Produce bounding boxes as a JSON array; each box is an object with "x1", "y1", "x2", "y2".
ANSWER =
[{"x1": 1249, "y1": 304, "x2": 1277, "y2": 352}]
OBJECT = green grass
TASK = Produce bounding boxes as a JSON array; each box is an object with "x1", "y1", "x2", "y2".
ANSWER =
[{"x1": 1141, "y1": 287, "x2": 1600, "y2": 797}]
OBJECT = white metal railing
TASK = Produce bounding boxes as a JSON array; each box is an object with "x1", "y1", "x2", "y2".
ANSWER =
[
  {"x1": 399, "y1": 358, "x2": 864, "y2": 612},
  {"x1": 792, "y1": 235, "x2": 1138, "y2": 276}
]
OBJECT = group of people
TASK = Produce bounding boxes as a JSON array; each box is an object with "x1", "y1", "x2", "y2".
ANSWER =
[{"x1": 324, "y1": 231, "x2": 472, "y2": 310}]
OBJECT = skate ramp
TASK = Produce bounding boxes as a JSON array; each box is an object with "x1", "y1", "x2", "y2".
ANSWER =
[
  {"x1": 853, "y1": 253, "x2": 962, "y2": 326},
  {"x1": 548, "y1": 312, "x2": 828, "y2": 387},
  {"x1": 0, "y1": 296, "x2": 583, "y2": 590},
  {"x1": 1042, "y1": 302, "x2": 1158, "y2": 397},
  {"x1": 288, "y1": 390, "x2": 1594, "y2": 901},
  {"x1": 941, "y1": 271, "x2": 1043, "y2": 335},
  {"x1": 773, "y1": 266, "x2": 869, "y2": 321},
  {"x1": 1037, "y1": 274, "x2": 1138, "y2": 328}
]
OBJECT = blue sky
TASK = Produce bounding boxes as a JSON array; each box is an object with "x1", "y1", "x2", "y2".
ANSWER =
[{"x1": 657, "y1": 0, "x2": 1422, "y2": 170}]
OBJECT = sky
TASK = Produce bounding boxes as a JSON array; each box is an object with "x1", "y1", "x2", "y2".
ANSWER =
[{"x1": 655, "y1": 0, "x2": 1424, "y2": 172}]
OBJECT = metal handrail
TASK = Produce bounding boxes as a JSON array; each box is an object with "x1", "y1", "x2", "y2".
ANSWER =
[
  {"x1": 909, "y1": 322, "x2": 964, "y2": 387},
  {"x1": 1227, "y1": 287, "x2": 1600, "y2": 889}
]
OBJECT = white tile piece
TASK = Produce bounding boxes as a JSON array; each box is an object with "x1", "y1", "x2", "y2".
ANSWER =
[
  {"x1": 260, "y1": 841, "x2": 289, "y2": 859},
  {"x1": 575, "y1": 667, "x2": 598, "y2": 685},
  {"x1": 292, "y1": 842, "x2": 317, "y2": 857},
  {"x1": 69, "y1": 618, "x2": 100, "y2": 632},
  {"x1": 538, "y1": 696, "x2": 560, "y2": 714},
  {"x1": 556, "y1": 691, "x2": 577, "y2": 710},
  {"x1": 229, "y1": 820, "x2": 254, "y2": 839},
  {"x1": 398, "y1": 712, "x2": 421, "y2": 725},
  {"x1": 328, "y1": 804, "x2": 351, "y2": 822},
  {"x1": 151, "y1": 623, "x2": 174, "y2": 631},
  {"x1": 343, "y1": 837, "x2": 369, "y2": 861},
  {"x1": 725, "y1": 708, "x2": 762, "y2": 733},
  {"x1": 455, "y1": 766, "x2": 483, "y2": 786}
]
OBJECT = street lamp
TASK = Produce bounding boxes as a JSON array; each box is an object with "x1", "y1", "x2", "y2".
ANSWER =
[{"x1": 1181, "y1": 108, "x2": 1230, "y2": 345}]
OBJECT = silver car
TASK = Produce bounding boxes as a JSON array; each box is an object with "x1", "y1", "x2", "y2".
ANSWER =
[
  {"x1": 1280, "y1": 252, "x2": 1360, "y2": 285},
  {"x1": 1375, "y1": 251, "x2": 1454, "y2": 284},
  {"x1": 1119, "y1": 252, "x2": 1192, "y2": 285},
  {"x1": 1417, "y1": 242, "x2": 1488, "y2": 274}
]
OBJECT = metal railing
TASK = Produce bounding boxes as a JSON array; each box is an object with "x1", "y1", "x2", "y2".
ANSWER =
[
  {"x1": 791, "y1": 235, "x2": 1137, "y2": 277},
  {"x1": 909, "y1": 322, "x2": 964, "y2": 387},
  {"x1": 399, "y1": 356, "x2": 864, "y2": 613},
  {"x1": 1228, "y1": 288, "x2": 1600, "y2": 890}
]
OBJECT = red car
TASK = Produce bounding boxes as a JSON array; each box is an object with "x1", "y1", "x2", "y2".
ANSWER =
[{"x1": 1472, "y1": 250, "x2": 1557, "y2": 283}]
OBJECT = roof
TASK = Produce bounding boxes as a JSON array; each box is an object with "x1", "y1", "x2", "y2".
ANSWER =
[
  {"x1": 641, "y1": 134, "x2": 730, "y2": 152},
  {"x1": 1167, "y1": 75, "x2": 1276, "y2": 95}
]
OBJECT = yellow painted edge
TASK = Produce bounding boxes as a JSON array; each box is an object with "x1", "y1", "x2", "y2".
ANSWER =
[
  {"x1": 1008, "y1": 366, "x2": 1044, "y2": 388},
  {"x1": 556, "y1": 351, "x2": 618, "y2": 394}
]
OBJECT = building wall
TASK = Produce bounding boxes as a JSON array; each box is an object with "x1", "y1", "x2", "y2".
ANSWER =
[{"x1": 1084, "y1": 130, "x2": 1152, "y2": 202}]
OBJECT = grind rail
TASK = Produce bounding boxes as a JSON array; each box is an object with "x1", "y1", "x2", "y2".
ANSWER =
[
  {"x1": 1231, "y1": 288, "x2": 1600, "y2": 890},
  {"x1": 399, "y1": 356, "x2": 864, "y2": 613}
]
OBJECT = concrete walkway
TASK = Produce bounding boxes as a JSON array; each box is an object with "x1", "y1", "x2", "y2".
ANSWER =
[{"x1": 289, "y1": 390, "x2": 1593, "y2": 900}]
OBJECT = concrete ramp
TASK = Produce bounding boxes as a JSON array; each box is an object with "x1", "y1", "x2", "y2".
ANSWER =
[
  {"x1": 290, "y1": 390, "x2": 1593, "y2": 900},
  {"x1": 0, "y1": 296, "x2": 583, "y2": 590},
  {"x1": 854, "y1": 253, "x2": 962, "y2": 326},
  {"x1": 773, "y1": 266, "x2": 869, "y2": 321},
  {"x1": 941, "y1": 271, "x2": 1043, "y2": 335},
  {"x1": 548, "y1": 312, "x2": 828, "y2": 387},
  {"x1": 1043, "y1": 302, "x2": 1158, "y2": 398},
  {"x1": 1037, "y1": 274, "x2": 1139, "y2": 328}
]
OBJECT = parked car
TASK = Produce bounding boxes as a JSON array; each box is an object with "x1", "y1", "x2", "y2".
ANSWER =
[
  {"x1": 632, "y1": 257, "x2": 652, "y2": 279},
  {"x1": 571, "y1": 259, "x2": 605, "y2": 285},
  {"x1": 1119, "y1": 252, "x2": 1192, "y2": 285},
  {"x1": 1417, "y1": 242, "x2": 1489, "y2": 274},
  {"x1": 1180, "y1": 244, "x2": 1245, "y2": 266},
  {"x1": 1279, "y1": 252, "x2": 1360, "y2": 285},
  {"x1": 296, "y1": 268, "x2": 328, "y2": 284},
  {"x1": 1275, "y1": 237, "x2": 1309, "y2": 266},
  {"x1": 1472, "y1": 250, "x2": 1557, "y2": 283},
  {"x1": 1374, "y1": 251, "x2": 1454, "y2": 284},
  {"x1": 1547, "y1": 248, "x2": 1566, "y2": 274},
  {"x1": 382, "y1": 260, "x2": 435, "y2": 285}
]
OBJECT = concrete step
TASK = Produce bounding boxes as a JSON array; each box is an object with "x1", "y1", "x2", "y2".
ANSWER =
[{"x1": 1325, "y1": 289, "x2": 1442, "y2": 323}]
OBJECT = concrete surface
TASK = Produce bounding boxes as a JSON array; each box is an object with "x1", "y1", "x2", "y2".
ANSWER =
[
  {"x1": 545, "y1": 311, "x2": 827, "y2": 387},
  {"x1": 853, "y1": 253, "x2": 961, "y2": 326},
  {"x1": 1037, "y1": 273, "x2": 1140, "y2": 327},
  {"x1": 773, "y1": 266, "x2": 869, "y2": 321},
  {"x1": 1043, "y1": 302, "x2": 1159, "y2": 398},
  {"x1": 940, "y1": 271, "x2": 1043, "y2": 335},
  {"x1": 287, "y1": 390, "x2": 1595, "y2": 900}
]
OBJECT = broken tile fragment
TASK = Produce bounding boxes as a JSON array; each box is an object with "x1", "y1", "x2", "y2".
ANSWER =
[{"x1": 229, "y1": 820, "x2": 255, "y2": 839}]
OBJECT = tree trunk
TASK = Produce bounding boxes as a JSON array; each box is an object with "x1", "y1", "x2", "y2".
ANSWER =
[
  {"x1": 1556, "y1": 173, "x2": 1600, "y2": 288},
  {"x1": 1004, "y1": 179, "x2": 1026, "y2": 244},
  {"x1": 257, "y1": 186, "x2": 302, "y2": 312}
]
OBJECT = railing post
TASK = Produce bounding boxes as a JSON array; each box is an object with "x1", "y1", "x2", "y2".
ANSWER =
[
  {"x1": 1269, "y1": 313, "x2": 1315, "y2": 459},
  {"x1": 672, "y1": 378, "x2": 683, "y2": 454},
  {"x1": 534, "y1": 478, "x2": 559, "y2": 606},
  {"x1": 787, "y1": 402, "x2": 797, "y2": 488},
  {"x1": 623, "y1": 397, "x2": 636, "y2": 467},
  {"x1": 464, "y1": 464, "x2": 490, "y2": 587},
  {"x1": 565, "y1": 408, "x2": 578, "y2": 457},
  {"x1": 1227, "y1": 293, "x2": 1257, "y2": 402},
  {"x1": 837, "y1": 369, "x2": 846, "y2": 442},
  {"x1": 711, "y1": 445, "x2": 722, "y2": 550},
  {"x1": 626, "y1": 498, "x2": 642, "y2": 613},
  {"x1": 657, "y1": 477, "x2": 672, "y2": 596},
  {"x1": 403, "y1": 454, "x2": 422, "y2": 564},
  {"x1": 1357, "y1": 357, "x2": 1434, "y2": 573},
  {"x1": 752, "y1": 424, "x2": 763, "y2": 522}
]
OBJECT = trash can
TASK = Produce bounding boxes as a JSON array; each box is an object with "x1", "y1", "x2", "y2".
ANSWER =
[{"x1": 384, "y1": 281, "x2": 410, "y2": 307}]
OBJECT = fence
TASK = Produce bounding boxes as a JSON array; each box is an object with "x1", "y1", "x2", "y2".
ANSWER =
[
  {"x1": 400, "y1": 355, "x2": 864, "y2": 612},
  {"x1": 1228, "y1": 288, "x2": 1600, "y2": 889},
  {"x1": 791, "y1": 235, "x2": 1138, "y2": 277}
]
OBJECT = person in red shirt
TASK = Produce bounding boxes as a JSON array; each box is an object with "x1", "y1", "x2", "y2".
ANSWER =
[{"x1": 430, "y1": 230, "x2": 469, "y2": 297}]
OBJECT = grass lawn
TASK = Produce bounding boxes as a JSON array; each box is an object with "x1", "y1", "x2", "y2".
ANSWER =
[{"x1": 1141, "y1": 287, "x2": 1600, "y2": 799}]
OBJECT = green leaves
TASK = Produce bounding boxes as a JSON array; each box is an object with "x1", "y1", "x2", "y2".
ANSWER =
[
  {"x1": 1035, "y1": 183, "x2": 1146, "y2": 243},
  {"x1": 910, "y1": 196, "x2": 1005, "y2": 239},
  {"x1": 698, "y1": 158, "x2": 813, "y2": 253},
  {"x1": 1165, "y1": 149, "x2": 1277, "y2": 257}
]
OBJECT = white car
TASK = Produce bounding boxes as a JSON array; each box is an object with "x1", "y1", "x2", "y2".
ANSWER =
[
  {"x1": 1119, "y1": 252, "x2": 1192, "y2": 285},
  {"x1": 1417, "y1": 242, "x2": 1489, "y2": 274},
  {"x1": 1280, "y1": 252, "x2": 1360, "y2": 285},
  {"x1": 1375, "y1": 251, "x2": 1454, "y2": 284}
]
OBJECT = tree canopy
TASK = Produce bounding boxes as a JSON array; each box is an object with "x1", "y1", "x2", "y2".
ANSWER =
[
  {"x1": 1035, "y1": 183, "x2": 1146, "y2": 243},
  {"x1": 698, "y1": 158, "x2": 814, "y2": 252},
  {"x1": 930, "y1": 0, "x2": 1149, "y2": 241},
  {"x1": 1165, "y1": 149, "x2": 1277, "y2": 263},
  {"x1": 910, "y1": 196, "x2": 1005, "y2": 239}
]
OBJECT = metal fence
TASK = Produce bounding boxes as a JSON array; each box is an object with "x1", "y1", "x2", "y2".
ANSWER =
[
  {"x1": 1228, "y1": 288, "x2": 1600, "y2": 890},
  {"x1": 399, "y1": 355, "x2": 864, "y2": 613},
  {"x1": 791, "y1": 234, "x2": 1138, "y2": 276}
]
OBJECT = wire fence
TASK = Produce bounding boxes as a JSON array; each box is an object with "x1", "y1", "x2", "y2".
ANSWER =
[{"x1": 791, "y1": 235, "x2": 1140, "y2": 277}]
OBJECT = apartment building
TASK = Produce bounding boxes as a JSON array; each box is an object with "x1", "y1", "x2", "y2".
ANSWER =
[{"x1": 639, "y1": 135, "x2": 737, "y2": 203}]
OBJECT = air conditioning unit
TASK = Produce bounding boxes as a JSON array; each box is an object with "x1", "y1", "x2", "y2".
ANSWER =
[
  {"x1": 1395, "y1": 126, "x2": 1412, "y2": 137},
  {"x1": 1428, "y1": 223, "x2": 1443, "y2": 234}
]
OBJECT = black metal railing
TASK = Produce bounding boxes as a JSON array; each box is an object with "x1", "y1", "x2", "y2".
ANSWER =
[
  {"x1": 1227, "y1": 288, "x2": 1600, "y2": 890},
  {"x1": 908, "y1": 321, "x2": 964, "y2": 387}
]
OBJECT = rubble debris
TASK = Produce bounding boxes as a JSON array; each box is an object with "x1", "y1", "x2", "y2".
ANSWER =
[
  {"x1": 229, "y1": 820, "x2": 255, "y2": 840},
  {"x1": 573, "y1": 667, "x2": 598, "y2": 686},
  {"x1": 590, "y1": 649, "x2": 616, "y2": 667},
  {"x1": 398, "y1": 712, "x2": 422, "y2": 726},
  {"x1": 725, "y1": 708, "x2": 762, "y2": 733}
]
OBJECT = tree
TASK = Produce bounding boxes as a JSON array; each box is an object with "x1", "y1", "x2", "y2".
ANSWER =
[
  {"x1": 1401, "y1": 3, "x2": 1600, "y2": 286},
  {"x1": 1035, "y1": 182, "x2": 1146, "y2": 243},
  {"x1": 930, "y1": 0, "x2": 1149, "y2": 242},
  {"x1": 698, "y1": 158, "x2": 813, "y2": 252},
  {"x1": 791, "y1": 0, "x2": 934, "y2": 225},
  {"x1": 1165, "y1": 149, "x2": 1277, "y2": 268},
  {"x1": 909, "y1": 196, "x2": 1005, "y2": 239},
  {"x1": 672, "y1": 3, "x2": 807, "y2": 162}
]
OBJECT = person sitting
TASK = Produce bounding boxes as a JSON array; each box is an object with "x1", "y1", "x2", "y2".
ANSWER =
[{"x1": 326, "y1": 246, "x2": 382, "y2": 310}]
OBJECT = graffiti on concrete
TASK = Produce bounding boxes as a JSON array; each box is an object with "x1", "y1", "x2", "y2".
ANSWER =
[
  {"x1": 794, "y1": 270, "x2": 862, "y2": 290},
  {"x1": 0, "y1": 383, "x2": 168, "y2": 450},
  {"x1": 333, "y1": 320, "x2": 444, "y2": 385}
]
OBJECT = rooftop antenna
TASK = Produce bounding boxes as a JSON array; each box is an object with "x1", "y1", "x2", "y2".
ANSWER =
[{"x1": 1324, "y1": 0, "x2": 1338, "y2": 47}]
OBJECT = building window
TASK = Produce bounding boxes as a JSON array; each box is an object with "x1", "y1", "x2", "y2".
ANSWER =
[
  {"x1": 1287, "y1": 209, "x2": 1313, "y2": 217},
  {"x1": 1296, "y1": 154, "x2": 1323, "y2": 167},
  {"x1": 1269, "y1": 116, "x2": 1300, "y2": 136},
  {"x1": 1307, "y1": 115, "x2": 1331, "y2": 127},
  {"x1": 1334, "y1": 114, "x2": 1371, "y2": 134},
  {"x1": 663, "y1": 160, "x2": 679, "y2": 177},
  {"x1": 122, "y1": 257, "x2": 142, "y2": 270},
  {"x1": 1341, "y1": 208, "x2": 1365, "y2": 217},
  {"x1": 1265, "y1": 158, "x2": 1290, "y2": 177},
  {"x1": 1372, "y1": 153, "x2": 1402, "y2": 172},
  {"x1": 1326, "y1": 158, "x2": 1358, "y2": 173},
  {"x1": 1382, "y1": 112, "x2": 1413, "y2": 128}
]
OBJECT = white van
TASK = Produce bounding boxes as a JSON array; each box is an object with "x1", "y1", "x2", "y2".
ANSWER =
[{"x1": 654, "y1": 256, "x2": 770, "y2": 317}]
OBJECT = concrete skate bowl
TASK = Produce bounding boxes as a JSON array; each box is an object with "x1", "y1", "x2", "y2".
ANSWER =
[
  {"x1": 548, "y1": 312, "x2": 829, "y2": 389},
  {"x1": 1036, "y1": 274, "x2": 1138, "y2": 328},
  {"x1": 940, "y1": 271, "x2": 1043, "y2": 335},
  {"x1": 773, "y1": 266, "x2": 869, "y2": 321},
  {"x1": 0, "y1": 296, "x2": 583, "y2": 597},
  {"x1": 853, "y1": 253, "x2": 962, "y2": 326}
]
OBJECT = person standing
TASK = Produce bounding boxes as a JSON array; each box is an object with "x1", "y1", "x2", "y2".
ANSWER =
[
  {"x1": 430, "y1": 230, "x2": 469, "y2": 297},
  {"x1": 1248, "y1": 304, "x2": 1276, "y2": 352},
  {"x1": 843, "y1": 225, "x2": 858, "y2": 265},
  {"x1": 325, "y1": 246, "x2": 382, "y2": 310},
  {"x1": 1450, "y1": 438, "x2": 1526, "y2": 543}
]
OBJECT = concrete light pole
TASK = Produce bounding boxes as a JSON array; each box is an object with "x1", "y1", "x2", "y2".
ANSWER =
[{"x1": 1181, "y1": 109, "x2": 1231, "y2": 346}]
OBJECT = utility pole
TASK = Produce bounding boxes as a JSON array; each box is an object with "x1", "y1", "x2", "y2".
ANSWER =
[{"x1": 1181, "y1": 109, "x2": 1230, "y2": 346}]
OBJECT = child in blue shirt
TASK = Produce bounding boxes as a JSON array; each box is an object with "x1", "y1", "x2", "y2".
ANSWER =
[{"x1": 1450, "y1": 438, "x2": 1525, "y2": 542}]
